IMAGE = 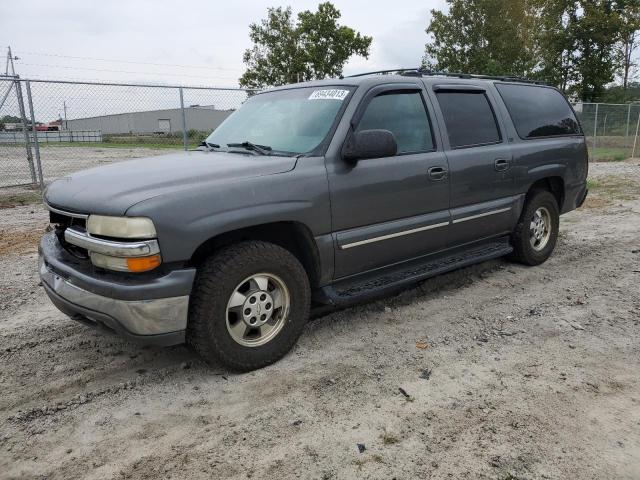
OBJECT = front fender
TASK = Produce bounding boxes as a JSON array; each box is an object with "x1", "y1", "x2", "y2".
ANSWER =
[{"x1": 126, "y1": 157, "x2": 331, "y2": 264}]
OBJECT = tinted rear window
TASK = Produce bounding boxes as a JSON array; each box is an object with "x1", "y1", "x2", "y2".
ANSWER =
[
  {"x1": 435, "y1": 92, "x2": 501, "y2": 148},
  {"x1": 495, "y1": 84, "x2": 581, "y2": 139}
]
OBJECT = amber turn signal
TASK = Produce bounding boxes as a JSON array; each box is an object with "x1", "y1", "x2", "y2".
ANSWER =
[{"x1": 126, "y1": 254, "x2": 162, "y2": 272}]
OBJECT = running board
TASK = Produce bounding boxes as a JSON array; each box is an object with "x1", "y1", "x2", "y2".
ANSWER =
[{"x1": 315, "y1": 239, "x2": 512, "y2": 307}]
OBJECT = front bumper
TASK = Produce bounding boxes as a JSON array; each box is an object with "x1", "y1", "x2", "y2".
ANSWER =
[{"x1": 39, "y1": 231, "x2": 195, "y2": 346}]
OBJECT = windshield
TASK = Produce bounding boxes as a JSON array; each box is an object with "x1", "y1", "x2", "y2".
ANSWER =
[{"x1": 205, "y1": 86, "x2": 352, "y2": 155}]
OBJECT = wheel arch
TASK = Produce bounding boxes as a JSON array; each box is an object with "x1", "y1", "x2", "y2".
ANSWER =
[
  {"x1": 188, "y1": 221, "x2": 322, "y2": 288},
  {"x1": 526, "y1": 168, "x2": 565, "y2": 211}
]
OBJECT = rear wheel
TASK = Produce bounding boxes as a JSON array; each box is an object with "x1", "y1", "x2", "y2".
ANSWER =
[
  {"x1": 509, "y1": 189, "x2": 559, "y2": 266},
  {"x1": 187, "y1": 241, "x2": 310, "y2": 371}
]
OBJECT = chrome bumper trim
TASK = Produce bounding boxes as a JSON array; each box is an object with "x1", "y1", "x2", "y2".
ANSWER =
[
  {"x1": 43, "y1": 201, "x2": 89, "y2": 219},
  {"x1": 39, "y1": 258, "x2": 188, "y2": 335},
  {"x1": 64, "y1": 227, "x2": 160, "y2": 257}
]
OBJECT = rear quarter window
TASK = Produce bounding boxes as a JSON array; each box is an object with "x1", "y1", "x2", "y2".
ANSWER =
[{"x1": 495, "y1": 83, "x2": 581, "y2": 139}]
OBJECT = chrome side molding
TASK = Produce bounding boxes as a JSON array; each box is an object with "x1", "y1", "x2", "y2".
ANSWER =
[
  {"x1": 340, "y1": 206, "x2": 512, "y2": 250},
  {"x1": 341, "y1": 221, "x2": 449, "y2": 250},
  {"x1": 451, "y1": 207, "x2": 512, "y2": 224}
]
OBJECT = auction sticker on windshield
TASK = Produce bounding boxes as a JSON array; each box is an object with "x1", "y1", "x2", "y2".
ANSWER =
[{"x1": 308, "y1": 89, "x2": 350, "y2": 101}]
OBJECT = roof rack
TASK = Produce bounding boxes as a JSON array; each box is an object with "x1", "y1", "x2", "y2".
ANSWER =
[{"x1": 345, "y1": 67, "x2": 547, "y2": 85}]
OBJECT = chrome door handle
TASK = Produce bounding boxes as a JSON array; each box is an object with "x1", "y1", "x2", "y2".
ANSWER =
[
  {"x1": 428, "y1": 166, "x2": 448, "y2": 181},
  {"x1": 494, "y1": 158, "x2": 510, "y2": 171}
]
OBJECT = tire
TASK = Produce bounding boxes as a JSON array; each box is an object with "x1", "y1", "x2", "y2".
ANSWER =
[
  {"x1": 509, "y1": 189, "x2": 560, "y2": 266},
  {"x1": 187, "y1": 241, "x2": 310, "y2": 372}
]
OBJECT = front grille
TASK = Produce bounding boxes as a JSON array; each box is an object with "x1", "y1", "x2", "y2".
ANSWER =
[
  {"x1": 49, "y1": 211, "x2": 86, "y2": 230},
  {"x1": 49, "y1": 211, "x2": 90, "y2": 259}
]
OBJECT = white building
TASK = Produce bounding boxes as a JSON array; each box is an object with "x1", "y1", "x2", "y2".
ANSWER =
[{"x1": 65, "y1": 106, "x2": 233, "y2": 135}]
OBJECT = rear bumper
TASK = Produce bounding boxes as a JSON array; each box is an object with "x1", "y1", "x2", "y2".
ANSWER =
[
  {"x1": 562, "y1": 182, "x2": 589, "y2": 213},
  {"x1": 39, "y1": 231, "x2": 195, "y2": 345}
]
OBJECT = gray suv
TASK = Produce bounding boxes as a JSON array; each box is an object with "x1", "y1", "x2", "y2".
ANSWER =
[{"x1": 39, "y1": 70, "x2": 588, "y2": 371}]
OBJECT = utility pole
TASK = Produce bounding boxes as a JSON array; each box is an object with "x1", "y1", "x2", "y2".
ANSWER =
[
  {"x1": 3, "y1": 45, "x2": 37, "y2": 182},
  {"x1": 63, "y1": 101, "x2": 68, "y2": 131},
  {"x1": 5, "y1": 46, "x2": 19, "y2": 76}
]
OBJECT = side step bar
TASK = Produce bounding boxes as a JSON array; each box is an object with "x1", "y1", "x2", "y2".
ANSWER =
[{"x1": 315, "y1": 239, "x2": 513, "y2": 307}]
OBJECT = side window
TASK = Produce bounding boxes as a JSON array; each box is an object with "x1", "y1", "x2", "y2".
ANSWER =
[
  {"x1": 495, "y1": 83, "x2": 581, "y2": 139},
  {"x1": 356, "y1": 91, "x2": 434, "y2": 154},
  {"x1": 435, "y1": 92, "x2": 501, "y2": 148}
]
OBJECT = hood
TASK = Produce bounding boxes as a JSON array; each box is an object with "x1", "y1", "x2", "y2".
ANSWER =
[{"x1": 44, "y1": 150, "x2": 298, "y2": 215}]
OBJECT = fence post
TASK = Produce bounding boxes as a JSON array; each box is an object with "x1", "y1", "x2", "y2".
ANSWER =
[
  {"x1": 179, "y1": 87, "x2": 188, "y2": 151},
  {"x1": 14, "y1": 78, "x2": 37, "y2": 183},
  {"x1": 592, "y1": 103, "x2": 598, "y2": 161},
  {"x1": 25, "y1": 80, "x2": 44, "y2": 190},
  {"x1": 626, "y1": 103, "x2": 632, "y2": 151},
  {"x1": 632, "y1": 113, "x2": 640, "y2": 159}
]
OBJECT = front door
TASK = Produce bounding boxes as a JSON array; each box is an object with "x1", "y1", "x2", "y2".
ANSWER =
[{"x1": 326, "y1": 83, "x2": 451, "y2": 279}]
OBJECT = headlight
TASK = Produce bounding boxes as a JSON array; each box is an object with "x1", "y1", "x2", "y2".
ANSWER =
[{"x1": 87, "y1": 215, "x2": 156, "y2": 239}]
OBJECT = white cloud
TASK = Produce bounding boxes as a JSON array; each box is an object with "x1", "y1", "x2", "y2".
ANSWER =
[{"x1": 1, "y1": 0, "x2": 446, "y2": 86}]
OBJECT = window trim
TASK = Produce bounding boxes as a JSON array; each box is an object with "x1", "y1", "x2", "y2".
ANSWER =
[
  {"x1": 348, "y1": 84, "x2": 438, "y2": 156},
  {"x1": 494, "y1": 82, "x2": 584, "y2": 141},
  {"x1": 434, "y1": 90, "x2": 503, "y2": 150}
]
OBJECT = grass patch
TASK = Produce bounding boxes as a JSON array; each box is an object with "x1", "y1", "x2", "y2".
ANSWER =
[
  {"x1": 353, "y1": 454, "x2": 384, "y2": 468},
  {"x1": 380, "y1": 433, "x2": 400, "y2": 445},
  {"x1": 588, "y1": 176, "x2": 637, "y2": 197},
  {"x1": 586, "y1": 178, "x2": 601, "y2": 189},
  {"x1": 583, "y1": 175, "x2": 639, "y2": 209},
  {"x1": 0, "y1": 190, "x2": 42, "y2": 208},
  {"x1": 589, "y1": 147, "x2": 629, "y2": 162}
]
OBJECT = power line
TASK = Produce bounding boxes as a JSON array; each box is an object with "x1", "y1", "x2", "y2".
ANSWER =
[
  {"x1": 9, "y1": 72, "x2": 238, "y2": 88},
  {"x1": 14, "y1": 49, "x2": 243, "y2": 72},
  {"x1": 19, "y1": 62, "x2": 239, "y2": 81}
]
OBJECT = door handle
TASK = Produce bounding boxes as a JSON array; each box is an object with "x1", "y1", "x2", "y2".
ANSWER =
[
  {"x1": 494, "y1": 158, "x2": 510, "y2": 172},
  {"x1": 428, "y1": 166, "x2": 448, "y2": 181}
]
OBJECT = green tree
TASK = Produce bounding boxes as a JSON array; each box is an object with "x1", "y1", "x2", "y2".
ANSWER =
[
  {"x1": 423, "y1": 0, "x2": 539, "y2": 77},
  {"x1": 614, "y1": 0, "x2": 640, "y2": 89},
  {"x1": 425, "y1": 0, "x2": 632, "y2": 101},
  {"x1": 239, "y1": 2, "x2": 372, "y2": 89}
]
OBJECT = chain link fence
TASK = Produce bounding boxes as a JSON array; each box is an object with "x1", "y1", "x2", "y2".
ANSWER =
[
  {"x1": 572, "y1": 102, "x2": 640, "y2": 162},
  {"x1": 0, "y1": 77, "x2": 253, "y2": 188},
  {"x1": 2, "y1": 77, "x2": 639, "y2": 189}
]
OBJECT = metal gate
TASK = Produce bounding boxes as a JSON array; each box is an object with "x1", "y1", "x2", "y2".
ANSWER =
[{"x1": 0, "y1": 75, "x2": 43, "y2": 188}]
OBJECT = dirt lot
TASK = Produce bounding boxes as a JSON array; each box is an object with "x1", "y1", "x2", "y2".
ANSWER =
[
  {"x1": 1, "y1": 160, "x2": 639, "y2": 479},
  {"x1": 0, "y1": 145, "x2": 171, "y2": 187}
]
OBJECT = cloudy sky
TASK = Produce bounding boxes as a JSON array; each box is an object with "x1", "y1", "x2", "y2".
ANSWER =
[{"x1": 1, "y1": 0, "x2": 447, "y2": 87}]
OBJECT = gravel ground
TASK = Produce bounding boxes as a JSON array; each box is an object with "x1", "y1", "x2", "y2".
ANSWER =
[
  {"x1": 0, "y1": 160, "x2": 639, "y2": 479},
  {"x1": 0, "y1": 145, "x2": 173, "y2": 187}
]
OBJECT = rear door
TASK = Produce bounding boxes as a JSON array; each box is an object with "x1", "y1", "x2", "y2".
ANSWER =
[
  {"x1": 429, "y1": 84, "x2": 519, "y2": 246},
  {"x1": 327, "y1": 83, "x2": 451, "y2": 279}
]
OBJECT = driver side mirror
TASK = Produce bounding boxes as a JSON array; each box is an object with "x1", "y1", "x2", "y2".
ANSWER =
[{"x1": 343, "y1": 129, "x2": 398, "y2": 162}]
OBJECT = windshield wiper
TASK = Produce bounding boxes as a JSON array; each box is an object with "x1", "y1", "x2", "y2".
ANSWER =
[
  {"x1": 199, "y1": 141, "x2": 220, "y2": 150},
  {"x1": 227, "y1": 141, "x2": 272, "y2": 156}
]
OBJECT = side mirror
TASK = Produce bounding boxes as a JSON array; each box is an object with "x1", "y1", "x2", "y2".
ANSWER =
[{"x1": 343, "y1": 129, "x2": 397, "y2": 162}]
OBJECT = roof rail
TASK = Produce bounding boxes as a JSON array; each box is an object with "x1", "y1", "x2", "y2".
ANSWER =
[
  {"x1": 345, "y1": 67, "x2": 547, "y2": 85},
  {"x1": 345, "y1": 68, "x2": 422, "y2": 78}
]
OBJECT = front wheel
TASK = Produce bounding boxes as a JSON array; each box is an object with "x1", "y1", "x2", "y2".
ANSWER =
[
  {"x1": 187, "y1": 241, "x2": 310, "y2": 371},
  {"x1": 509, "y1": 189, "x2": 559, "y2": 266}
]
